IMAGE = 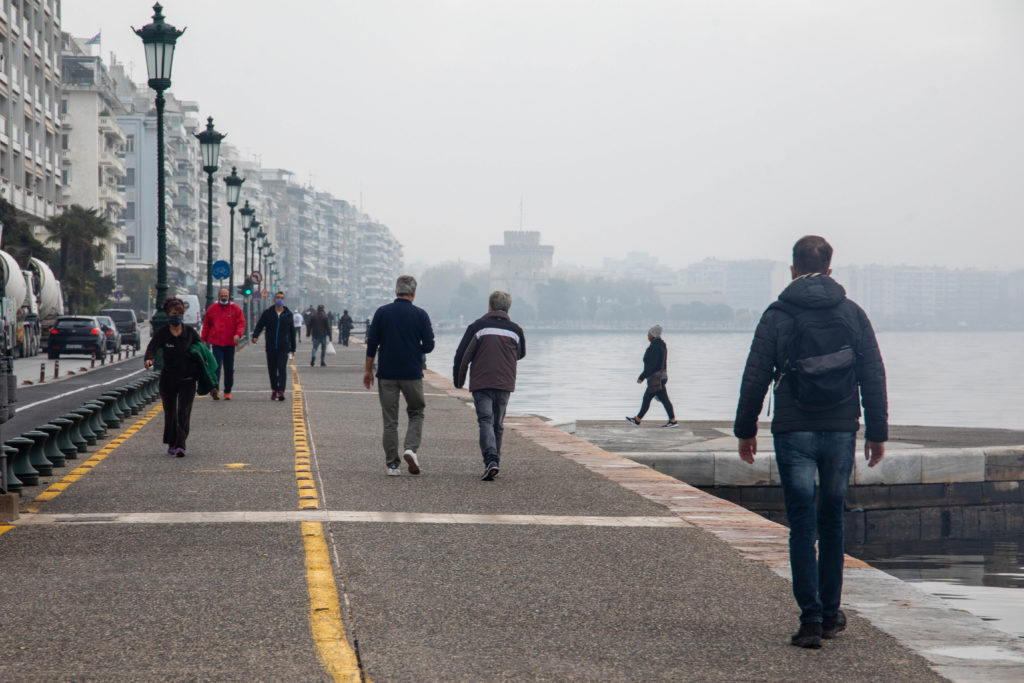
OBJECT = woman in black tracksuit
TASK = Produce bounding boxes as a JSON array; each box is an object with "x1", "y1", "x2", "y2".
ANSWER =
[
  {"x1": 144, "y1": 297, "x2": 203, "y2": 456},
  {"x1": 626, "y1": 324, "x2": 678, "y2": 428}
]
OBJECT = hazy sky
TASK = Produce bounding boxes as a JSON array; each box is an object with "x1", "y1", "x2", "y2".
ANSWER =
[{"x1": 63, "y1": 1, "x2": 1024, "y2": 270}]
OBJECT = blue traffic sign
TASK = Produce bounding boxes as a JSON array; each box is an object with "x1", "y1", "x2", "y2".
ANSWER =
[{"x1": 212, "y1": 260, "x2": 231, "y2": 280}]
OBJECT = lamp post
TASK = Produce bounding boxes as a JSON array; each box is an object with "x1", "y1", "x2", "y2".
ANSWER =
[
  {"x1": 250, "y1": 221, "x2": 262, "y2": 322},
  {"x1": 239, "y1": 201, "x2": 254, "y2": 333},
  {"x1": 223, "y1": 167, "x2": 244, "y2": 299},
  {"x1": 196, "y1": 116, "x2": 226, "y2": 310},
  {"x1": 134, "y1": 2, "x2": 185, "y2": 331}
]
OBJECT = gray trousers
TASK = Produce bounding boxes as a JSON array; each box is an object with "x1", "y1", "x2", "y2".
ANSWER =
[{"x1": 377, "y1": 378, "x2": 426, "y2": 467}]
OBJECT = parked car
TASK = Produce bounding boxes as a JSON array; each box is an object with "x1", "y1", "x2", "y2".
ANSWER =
[
  {"x1": 46, "y1": 316, "x2": 107, "y2": 359},
  {"x1": 179, "y1": 294, "x2": 202, "y2": 334},
  {"x1": 95, "y1": 315, "x2": 122, "y2": 353},
  {"x1": 99, "y1": 308, "x2": 140, "y2": 350}
]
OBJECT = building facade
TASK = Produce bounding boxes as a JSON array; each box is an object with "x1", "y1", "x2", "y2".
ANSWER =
[{"x1": 489, "y1": 230, "x2": 553, "y2": 310}]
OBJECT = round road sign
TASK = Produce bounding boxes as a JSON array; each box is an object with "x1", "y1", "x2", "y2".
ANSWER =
[{"x1": 250, "y1": 270, "x2": 263, "y2": 285}]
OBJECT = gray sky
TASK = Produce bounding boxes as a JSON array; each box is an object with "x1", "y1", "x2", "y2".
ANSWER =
[{"x1": 64, "y1": 1, "x2": 1024, "y2": 270}]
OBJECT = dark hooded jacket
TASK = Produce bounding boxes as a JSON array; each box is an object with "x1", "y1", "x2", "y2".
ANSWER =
[{"x1": 734, "y1": 274, "x2": 888, "y2": 442}]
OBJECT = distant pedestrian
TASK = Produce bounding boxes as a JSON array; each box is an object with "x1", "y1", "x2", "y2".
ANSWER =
[
  {"x1": 252, "y1": 291, "x2": 297, "y2": 401},
  {"x1": 339, "y1": 310, "x2": 354, "y2": 346},
  {"x1": 292, "y1": 309, "x2": 304, "y2": 345},
  {"x1": 308, "y1": 304, "x2": 332, "y2": 367},
  {"x1": 625, "y1": 325, "x2": 678, "y2": 428},
  {"x1": 363, "y1": 275, "x2": 435, "y2": 476},
  {"x1": 734, "y1": 235, "x2": 888, "y2": 649},
  {"x1": 144, "y1": 297, "x2": 203, "y2": 457},
  {"x1": 453, "y1": 291, "x2": 526, "y2": 481},
  {"x1": 200, "y1": 287, "x2": 246, "y2": 400},
  {"x1": 328, "y1": 310, "x2": 336, "y2": 326}
]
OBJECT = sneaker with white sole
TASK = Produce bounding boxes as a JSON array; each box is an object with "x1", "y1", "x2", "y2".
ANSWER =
[
  {"x1": 403, "y1": 449, "x2": 421, "y2": 475},
  {"x1": 481, "y1": 462, "x2": 500, "y2": 481},
  {"x1": 625, "y1": 416, "x2": 640, "y2": 426},
  {"x1": 386, "y1": 465, "x2": 401, "y2": 476},
  {"x1": 662, "y1": 421, "x2": 679, "y2": 428}
]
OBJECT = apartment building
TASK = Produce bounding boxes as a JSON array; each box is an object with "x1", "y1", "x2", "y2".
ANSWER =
[
  {"x1": 59, "y1": 33, "x2": 126, "y2": 277},
  {"x1": 0, "y1": 0, "x2": 61, "y2": 225}
]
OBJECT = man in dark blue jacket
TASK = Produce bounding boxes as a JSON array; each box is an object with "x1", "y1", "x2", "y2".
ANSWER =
[
  {"x1": 252, "y1": 291, "x2": 297, "y2": 401},
  {"x1": 735, "y1": 235, "x2": 888, "y2": 649},
  {"x1": 363, "y1": 275, "x2": 435, "y2": 476}
]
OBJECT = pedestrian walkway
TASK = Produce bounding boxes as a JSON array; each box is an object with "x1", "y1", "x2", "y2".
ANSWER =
[{"x1": 0, "y1": 343, "x2": 1017, "y2": 680}]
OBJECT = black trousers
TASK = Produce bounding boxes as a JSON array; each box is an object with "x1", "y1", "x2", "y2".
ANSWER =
[
  {"x1": 637, "y1": 387, "x2": 675, "y2": 421},
  {"x1": 160, "y1": 374, "x2": 197, "y2": 448},
  {"x1": 266, "y1": 347, "x2": 291, "y2": 392},
  {"x1": 341, "y1": 329, "x2": 351, "y2": 346}
]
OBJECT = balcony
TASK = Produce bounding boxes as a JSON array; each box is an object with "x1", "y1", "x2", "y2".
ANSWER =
[{"x1": 99, "y1": 148, "x2": 126, "y2": 176}]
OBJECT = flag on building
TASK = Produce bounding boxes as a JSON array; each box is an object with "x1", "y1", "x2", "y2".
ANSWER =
[{"x1": 85, "y1": 31, "x2": 101, "y2": 45}]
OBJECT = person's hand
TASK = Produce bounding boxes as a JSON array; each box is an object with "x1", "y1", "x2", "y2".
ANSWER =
[
  {"x1": 251, "y1": 336, "x2": 258, "y2": 344},
  {"x1": 866, "y1": 441, "x2": 885, "y2": 468},
  {"x1": 144, "y1": 359, "x2": 153, "y2": 369},
  {"x1": 738, "y1": 437, "x2": 757, "y2": 464},
  {"x1": 636, "y1": 378, "x2": 643, "y2": 384},
  {"x1": 363, "y1": 369, "x2": 374, "y2": 390},
  {"x1": 233, "y1": 335, "x2": 241, "y2": 344}
]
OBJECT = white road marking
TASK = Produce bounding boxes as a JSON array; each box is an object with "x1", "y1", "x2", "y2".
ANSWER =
[
  {"x1": 17, "y1": 368, "x2": 147, "y2": 411},
  {"x1": 14, "y1": 510, "x2": 690, "y2": 528}
]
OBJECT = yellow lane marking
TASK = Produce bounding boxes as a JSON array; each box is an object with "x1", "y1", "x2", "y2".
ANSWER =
[
  {"x1": 291, "y1": 365, "x2": 363, "y2": 682},
  {"x1": 21, "y1": 404, "x2": 163, "y2": 515},
  {"x1": 0, "y1": 525, "x2": 14, "y2": 538}
]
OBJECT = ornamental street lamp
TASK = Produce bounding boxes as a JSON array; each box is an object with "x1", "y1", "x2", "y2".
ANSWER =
[
  {"x1": 239, "y1": 201, "x2": 254, "y2": 332},
  {"x1": 223, "y1": 167, "x2": 244, "y2": 300},
  {"x1": 250, "y1": 220, "x2": 262, "y2": 320},
  {"x1": 195, "y1": 116, "x2": 226, "y2": 310},
  {"x1": 133, "y1": 2, "x2": 185, "y2": 331}
]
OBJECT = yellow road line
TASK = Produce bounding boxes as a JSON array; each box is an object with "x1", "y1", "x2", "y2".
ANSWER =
[
  {"x1": 291, "y1": 365, "x2": 363, "y2": 682},
  {"x1": 0, "y1": 525, "x2": 14, "y2": 538},
  {"x1": 22, "y1": 404, "x2": 163, "y2": 515}
]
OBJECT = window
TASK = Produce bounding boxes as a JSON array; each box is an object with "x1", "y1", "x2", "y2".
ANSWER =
[
  {"x1": 125, "y1": 168, "x2": 134, "y2": 186},
  {"x1": 123, "y1": 202, "x2": 135, "y2": 220},
  {"x1": 60, "y1": 133, "x2": 67, "y2": 149},
  {"x1": 124, "y1": 134, "x2": 134, "y2": 153},
  {"x1": 60, "y1": 98, "x2": 67, "y2": 115},
  {"x1": 61, "y1": 169, "x2": 69, "y2": 185}
]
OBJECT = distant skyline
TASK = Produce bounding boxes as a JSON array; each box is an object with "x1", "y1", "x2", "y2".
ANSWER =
[{"x1": 64, "y1": 1, "x2": 1024, "y2": 271}]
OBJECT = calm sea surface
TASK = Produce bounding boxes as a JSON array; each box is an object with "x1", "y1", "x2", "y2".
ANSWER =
[
  {"x1": 429, "y1": 329, "x2": 1024, "y2": 429},
  {"x1": 428, "y1": 329, "x2": 1024, "y2": 637}
]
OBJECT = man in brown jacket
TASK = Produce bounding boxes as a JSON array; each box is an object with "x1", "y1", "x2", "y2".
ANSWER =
[{"x1": 453, "y1": 291, "x2": 526, "y2": 481}]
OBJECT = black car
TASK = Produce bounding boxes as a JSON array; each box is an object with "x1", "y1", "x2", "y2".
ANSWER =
[
  {"x1": 99, "y1": 308, "x2": 141, "y2": 350},
  {"x1": 47, "y1": 316, "x2": 108, "y2": 359}
]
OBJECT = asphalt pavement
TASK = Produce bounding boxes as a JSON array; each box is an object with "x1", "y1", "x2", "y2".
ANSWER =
[{"x1": 0, "y1": 341, "x2": 970, "y2": 680}]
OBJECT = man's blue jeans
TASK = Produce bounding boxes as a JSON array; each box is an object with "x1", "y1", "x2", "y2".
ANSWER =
[
  {"x1": 211, "y1": 345, "x2": 235, "y2": 392},
  {"x1": 773, "y1": 431, "x2": 856, "y2": 625},
  {"x1": 311, "y1": 336, "x2": 327, "y2": 364},
  {"x1": 473, "y1": 389, "x2": 510, "y2": 466}
]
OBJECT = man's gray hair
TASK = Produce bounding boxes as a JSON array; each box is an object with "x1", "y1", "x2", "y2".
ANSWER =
[
  {"x1": 489, "y1": 290, "x2": 512, "y2": 312},
  {"x1": 395, "y1": 275, "x2": 418, "y2": 296}
]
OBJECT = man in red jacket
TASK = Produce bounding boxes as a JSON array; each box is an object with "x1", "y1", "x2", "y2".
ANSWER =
[{"x1": 201, "y1": 287, "x2": 246, "y2": 400}]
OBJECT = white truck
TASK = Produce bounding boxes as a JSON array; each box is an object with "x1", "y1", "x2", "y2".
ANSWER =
[{"x1": 0, "y1": 249, "x2": 64, "y2": 358}]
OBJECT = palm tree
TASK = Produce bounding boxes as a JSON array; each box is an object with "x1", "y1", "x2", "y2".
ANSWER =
[{"x1": 44, "y1": 205, "x2": 116, "y2": 312}]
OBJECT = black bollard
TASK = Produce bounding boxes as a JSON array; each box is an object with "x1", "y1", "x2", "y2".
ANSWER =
[
  {"x1": 98, "y1": 394, "x2": 122, "y2": 428},
  {"x1": 84, "y1": 401, "x2": 107, "y2": 438},
  {"x1": 37, "y1": 424, "x2": 66, "y2": 468},
  {"x1": 6, "y1": 437, "x2": 38, "y2": 487},
  {"x1": 39, "y1": 363, "x2": 45, "y2": 384},
  {"x1": 23, "y1": 430, "x2": 54, "y2": 477},
  {"x1": 62, "y1": 413, "x2": 88, "y2": 453},
  {"x1": 53, "y1": 359, "x2": 59, "y2": 380},
  {"x1": 3, "y1": 445, "x2": 22, "y2": 494},
  {"x1": 70, "y1": 409, "x2": 97, "y2": 446},
  {"x1": 49, "y1": 417, "x2": 79, "y2": 461}
]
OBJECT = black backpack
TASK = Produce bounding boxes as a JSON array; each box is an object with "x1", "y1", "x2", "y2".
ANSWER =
[{"x1": 770, "y1": 300, "x2": 861, "y2": 411}]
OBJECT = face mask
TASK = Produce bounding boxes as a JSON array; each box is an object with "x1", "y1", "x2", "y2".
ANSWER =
[
  {"x1": 219, "y1": 299, "x2": 229, "y2": 305},
  {"x1": 168, "y1": 315, "x2": 183, "y2": 326},
  {"x1": 275, "y1": 298, "x2": 285, "y2": 306}
]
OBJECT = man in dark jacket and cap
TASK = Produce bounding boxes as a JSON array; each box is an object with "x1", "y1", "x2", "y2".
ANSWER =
[
  {"x1": 734, "y1": 235, "x2": 888, "y2": 649},
  {"x1": 453, "y1": 291, "x2": 526, "y2": 481},
  {"x1": 252, "y1": 291, "x2": 298, "y2": 401}
]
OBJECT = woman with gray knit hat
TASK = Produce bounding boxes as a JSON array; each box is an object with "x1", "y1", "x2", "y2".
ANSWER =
[{"x1": 626, "y1": 324, "x2": 678, "y2": 428}]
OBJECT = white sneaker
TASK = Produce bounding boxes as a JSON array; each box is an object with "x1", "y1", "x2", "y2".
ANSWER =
[
  {"x1": 403, "y1": 449, "x2": 421, "y2": 475},
  {"x1": 386, "y1": 465, "x2": 401, "y2": 476}
]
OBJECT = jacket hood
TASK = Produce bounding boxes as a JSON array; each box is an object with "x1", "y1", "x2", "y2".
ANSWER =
[{"x1": 778, "y1": 274, "x2": 847, "y2": 310}]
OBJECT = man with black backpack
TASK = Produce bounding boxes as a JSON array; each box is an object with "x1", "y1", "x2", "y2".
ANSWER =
[{"x1": 734, "y1": 235, "x2": 888, "y2": 650}]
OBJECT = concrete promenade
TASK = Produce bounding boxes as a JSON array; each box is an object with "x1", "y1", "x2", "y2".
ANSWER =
[{"x1": 0, "y1": 342, "x2": 1019, "y2": 680}]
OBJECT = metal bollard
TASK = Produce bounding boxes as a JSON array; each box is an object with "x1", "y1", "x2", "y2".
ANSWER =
[
  {"x1": 3, "y1": 445, "x2": 22, "y2": 493},
  {"x1": 98, "y1": 394, "x2": 122, "y2": 428},
  {"x1": 91, "y1": 354, "x2": 96, "y2": 368},
  {"x1": 54, "y1": 359, "x2": 59, "y2": 380},
  {"x1": 40, "y1": 363, "x2": 45, "y2": 384},
  {"x1": 62, "y1": 413, "x2": 88, "y2": 453},
  {"x1": 70, "y1": 409, "x2": 97, "y2": 446},
  {"x1": 37, "y1": 424, "x2": 66, "y2": 468},
  {"x1": 23, "y1": 430, "x2": 54, "y2": 477},
  {"x1": 84, "y1": 402, "x2": 107, "y2": 438},
  {"x1": 6, "y1": 437, "x2": 38, "y2": 487},
  {"x1": 49, "y1": 417, "x2": 79, "y2": 461}
]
